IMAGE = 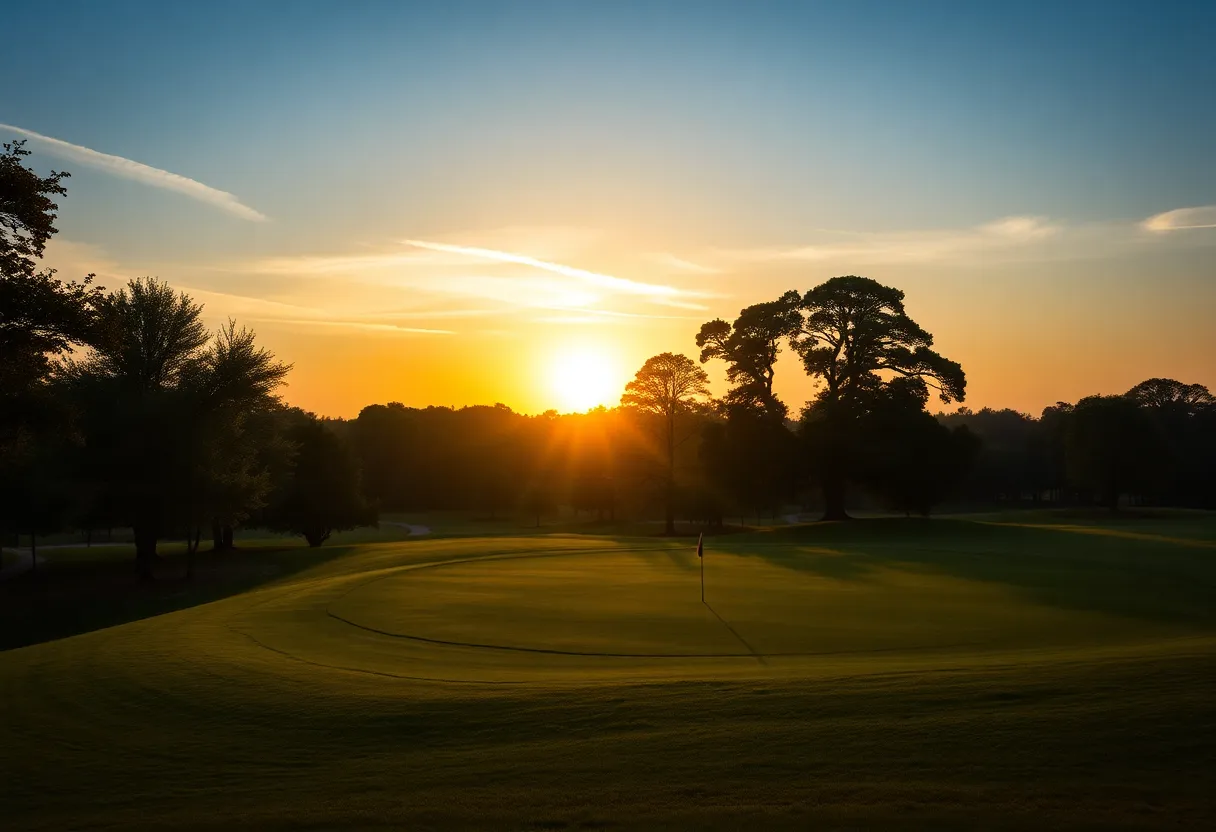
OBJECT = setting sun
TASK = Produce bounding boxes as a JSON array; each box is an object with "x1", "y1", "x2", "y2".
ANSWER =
[{"x1": 549, "y1": 346, "x2": 623, "y2": 413}]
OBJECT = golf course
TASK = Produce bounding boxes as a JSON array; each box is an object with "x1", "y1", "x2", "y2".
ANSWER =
[{"x1": 3, "y1": 511, "x2": 1215, "y2": 830}]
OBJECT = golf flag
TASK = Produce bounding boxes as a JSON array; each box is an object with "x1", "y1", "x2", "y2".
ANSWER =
[{"x1": 697, "y1": 532, "x2": 704, "y2": 558}]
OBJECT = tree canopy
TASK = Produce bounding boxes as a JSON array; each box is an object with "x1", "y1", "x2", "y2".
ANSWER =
[
  {"x1": 795, "y1": 276, "x2": 965, "y2": 408},
  {"x1": 793, "y1": 276, "x2": 967, "y2": 519},
  {"x1": 696, "y1": 290, "x2": 801, "y2": 419}
]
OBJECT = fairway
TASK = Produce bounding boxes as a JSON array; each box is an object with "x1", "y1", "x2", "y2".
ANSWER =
[{"x1": 4, "y1": 516, "x2": 1216, "y2": 829}]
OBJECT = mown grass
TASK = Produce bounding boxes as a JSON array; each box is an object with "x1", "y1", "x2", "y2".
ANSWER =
[{"x1": 2, "y1": 511, "x2": 1215, "y2": 829}]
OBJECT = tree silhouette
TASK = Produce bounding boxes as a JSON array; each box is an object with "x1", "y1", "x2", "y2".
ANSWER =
[
  {"x1": 1, "y1": 139, "x2": 101, "y2": 464},
  {"x1": 62, "y1": 278, "x2": 288, "y2": 578},
  {"x1": 794, "y1": 276, "x2": 965, "y2": 519},
  {"x1": 1125, "y1": 379, "x2": 1215, "y2": 506},
  {"x1": 1126, "y1": 378, "x2": 1215, "y2": 415},
  {"x1": 621, "y1": 353, "x2": 710, "y2": 534},
  {"x1": 696, "y1": 290, "x2": 801, "y2": 419}
]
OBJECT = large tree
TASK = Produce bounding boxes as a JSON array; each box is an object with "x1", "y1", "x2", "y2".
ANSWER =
[
  {"x1": 1, "y1": 139, "x2": 101, "y2": 441},
  {"x1": 621, "y1": 353, "x2": 710, "y2": 533},
  {"x1": 794, "y1": 276, "x2": 966, "y2": 520}
]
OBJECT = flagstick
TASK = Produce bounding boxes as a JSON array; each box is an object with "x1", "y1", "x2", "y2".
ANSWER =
[{"x1": 698, "y1": 531, "x2": 705, "y2": 603}]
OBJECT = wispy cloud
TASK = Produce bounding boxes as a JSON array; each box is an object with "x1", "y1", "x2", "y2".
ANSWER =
[
  {"x1": 1142, "y1": 205, "x2": 1216, "y2": 232},
  {"x1": 402, "y1": 239, "x2": 695, "y2": 300},
  {"x1": 720, "y1": 216, "x2": 1061, "y2": 265},
  {"x1": 245, "y1": 236, "x2": 713, "y2": 315},
  {"x1": 1, "y1": 123, "x2": 266, "y2": 222},
  {"x1": 271, "y1": 319, "x2": 454, "y2": 335},
  {"x1": 181, "y1": 286, "x2": 454, "y2": 335},
  {"x1": 645, "y1": 252, "x2": 723, "y2": 274}
]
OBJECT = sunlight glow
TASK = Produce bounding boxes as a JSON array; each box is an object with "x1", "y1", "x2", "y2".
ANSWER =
[{"x1": 549, "y1": 346, "x2": 623, "y2": 413}]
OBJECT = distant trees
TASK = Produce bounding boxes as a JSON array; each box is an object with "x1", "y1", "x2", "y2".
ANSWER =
[
  {"x1": 943, "y1": 379, "x2": 1216, "y2": 511},
  {"x1": 265, "y1": 415, "x2": 374, "y2": 547},
  {"x1": 621, "y1": 353, "x2": 710, "y2": 534},
  {"x1": 1063, "y1": 395, "x2": 1162, "y2": 510}
]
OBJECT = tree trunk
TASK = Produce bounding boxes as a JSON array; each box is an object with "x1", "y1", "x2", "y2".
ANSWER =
[
  {"x1": 185, "y1": 527, "x2": 201, "y2": 580},
  {"x1": 820, "y1": 473, "x2": 850, "y2": 521},
  {"x1": 665, "y1": 409, "x2": 676, "y2": 535},
  {"x1": 133, "y1": 525, "x2": 157, "y2": 582}
]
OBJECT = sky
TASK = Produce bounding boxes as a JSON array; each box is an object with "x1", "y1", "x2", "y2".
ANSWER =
[{"x1": 3, "y1": 0, "x2": 1215, "y2": 417}]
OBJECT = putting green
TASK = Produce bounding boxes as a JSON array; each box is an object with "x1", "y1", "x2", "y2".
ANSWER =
[{"x1": 228, "y1": 538, "x2": 1200, "y2": 683}]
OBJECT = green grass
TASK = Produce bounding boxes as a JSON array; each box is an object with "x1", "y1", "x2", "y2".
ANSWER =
[{"x1": 3, "y1": 512, "x2": 1215, "y2": 829}]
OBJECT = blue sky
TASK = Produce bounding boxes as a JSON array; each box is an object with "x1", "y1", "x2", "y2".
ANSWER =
[{"x1": 3, "y1": 1, "x2": 1214, "y2": 415}]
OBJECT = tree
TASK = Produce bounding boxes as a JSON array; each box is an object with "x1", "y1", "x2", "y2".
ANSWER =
[
  {"x1": 1125, "y1": 378, "x2": 1215, "y2": 414},
  {"x1": 696, "y1": 291, "x2": 801, "y2": 419},
  {"x1": 61, "y1": 279, "x2": 288, "y2": 579},
  {"x1": 265, "y1": 416, "x2": 375, "y2": 547},
  {"x1": 1, "y1": 139, "x2": 101, "y2": 495},
  {"x1": 621, "y1": 353, "x2": 710, "y2": 533},
  {"x1": 793, "y1": 276, "x2": 965, "y2": 519},
  {"x1": 1124, "y1": 379, "x2": 1215, "y2": 507},
  {"x1": 1, "y1": 139, "x2": 101, "y2": 388}
]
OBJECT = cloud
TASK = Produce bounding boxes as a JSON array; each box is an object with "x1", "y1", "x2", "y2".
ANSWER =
[
  {"x1": 645, "y1": 252, "x2": 723, "y2": 274},
  {"x1": 721, "y1": 216, "x2": 1061, "y2": 265},
  {"x1": 1142, "y1": 205, "x2": 1216, "y2": 232},
  {"x1": 1, "y1": 123, "x2": 266, "y2": 221},
  {"x1": 402, "y1": 239, "x2": 696, "y2": 300},
  {"x1": 270, "y1": 320, "x2": 454, "y2": 335},
  {"x1": 180, "y1": 286, "x2": 455, "y2": 335},
  {"x1": 246, "y1": 237, "x2": 714, "y2": 317}
]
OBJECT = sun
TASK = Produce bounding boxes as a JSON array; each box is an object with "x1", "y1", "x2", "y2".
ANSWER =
[{"x1": 549, "y1": 346, "x2": 622, "y2": 413}]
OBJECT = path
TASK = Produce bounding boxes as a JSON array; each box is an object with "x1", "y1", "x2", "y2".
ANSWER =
[
  {"x1": 0, "y1": 550, "x2": 44, "y2": 580},
  {"x1": 382, "y1": 522, "x2": 432, "y2": 537}
]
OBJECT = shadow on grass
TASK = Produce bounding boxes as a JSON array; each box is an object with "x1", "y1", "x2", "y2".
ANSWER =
[
  {"x1": 0, "y1": 543, "x2": 355, "y2": 651},
  {"x1": 719, "y1": 515, "x2": 1216, "y2": 628}
]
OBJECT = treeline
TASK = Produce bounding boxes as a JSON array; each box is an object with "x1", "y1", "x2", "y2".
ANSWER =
[
  {"x1": 942, "y1": 381, "x2": 1216, "y2": 509},
  {"x1": 4, "y1": 139, "x2": 1215, "y2": 581}
]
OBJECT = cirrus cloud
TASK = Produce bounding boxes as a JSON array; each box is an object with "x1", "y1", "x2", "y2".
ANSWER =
[{"x1": 1, "y1": 123, "x2": 267, "y2": 222}]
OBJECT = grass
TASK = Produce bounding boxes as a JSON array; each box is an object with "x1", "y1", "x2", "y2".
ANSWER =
[{"x1": 2, "y1": 510, "x2": 1215, "y2": 829}]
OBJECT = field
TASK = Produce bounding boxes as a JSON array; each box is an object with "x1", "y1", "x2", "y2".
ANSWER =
[{"x1": 3, "y1": 512, "x2": 1216, "y2": 829}]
